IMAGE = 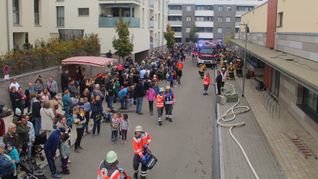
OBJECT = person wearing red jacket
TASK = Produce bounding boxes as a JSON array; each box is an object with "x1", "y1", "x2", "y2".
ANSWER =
[
  {"x1": 203, "y1": 72, "x2": 212, "y2": 95},
  {"x1": 132, "y1": 126, "x2": 151, "y2": 179}
]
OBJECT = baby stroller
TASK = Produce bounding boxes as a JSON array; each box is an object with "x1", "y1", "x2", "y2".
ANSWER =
[
  {"x1": 32, "y1": 132, "x2": 47, "y2": 161},
  {"x1": 20, "y1": 158, "x2": 47, "y2": 179}
]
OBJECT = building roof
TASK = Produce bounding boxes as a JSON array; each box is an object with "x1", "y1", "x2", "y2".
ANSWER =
[
  {"x1": 232, "y1": 39, "x2": 318, "y2": 93},
  {"x1": 168, "y1": 0, "x2": 266, "y2": 6}
]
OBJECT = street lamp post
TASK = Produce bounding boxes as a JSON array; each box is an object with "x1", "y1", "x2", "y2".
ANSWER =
[{"x1": 240, "y1": 24, "x2": 249, "y2": 97}]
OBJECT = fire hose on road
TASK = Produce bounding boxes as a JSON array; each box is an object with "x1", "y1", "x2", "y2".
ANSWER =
[{"x1": 217, "y1": 83, "x2": 260, "y2": 179}]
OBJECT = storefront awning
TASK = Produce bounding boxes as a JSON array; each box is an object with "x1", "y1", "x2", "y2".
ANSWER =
[
  {"x1": 232, "y1": 39, "x2": 318, "y2": 92},
  {"x1": 62, "y1": 56, "x2": 118, "y2": 67}
]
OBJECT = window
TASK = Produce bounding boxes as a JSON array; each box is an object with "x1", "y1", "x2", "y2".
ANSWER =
[
  {"x1": 168, "y1": 5, "x2": 182, "y2": 10},
  {"x1": 172, "y1": 27, "x2": 182, "y2": 32},
  {"x1": 271, "y1": 70, "x2": 280, "y2": 98},
  {"x1": 168, "y1": 16, "x2": 182, "y2": 21},
  {"x1": 226, "y1": 6, "x2": 232, "y2": 12},
  {"x1": 277, "y1": 12, "x2": 283, "y2": 27},
  {"x1": 235, "y1": 28, "x2": 240, "y2": 33},
  {"x1": 186, "y1": 6, "x2": 192, "y2": 11},
  {"x1": 236, "y1": 17, "x2": 241, "y2": 22},
  {"x1": 56, "y1": 6, "x2": 64, "y2": 27},
  {"x1": 225, "y1": 27, "x2": 231, "y2": 33},
  {"x1": 195, "y1": 16, "x2": 213, "y2": 21},
  {"x1": 225, "y1": 17, "x2": 231, "y2": 23},
  {"x1": 217, "y1": 28, "x2": 223, "y2": 33},
  {"x1": 34, "y1": 0, "x2": 40, "y2": 25},
  {"x1": 186, "y1": 28, "x2": 191, "y2": 33},
  {"x1": 236, "y1": 6, "x2": 253, "y2": 11},
  {"x1": 218, "y1": 6, "x2": 223, "y2": 12},
  {"x1": 196, "y1": 27, "x2": 213, "y2": 32},
  {"x1": 301, "y1": 88, "x2": 318, "y2": 120},
  {"x1": 78, "y1": 8, "x2": 89, "y2": 16},
  {"x1": 186, "y1": 16, "x2": 192, "y2": 22},
  {"x1": 195, "y1": 5, "x2": 213, "y2": 10},
  {"x1": 217, "y1": 17, "x2": 223, "y2": 23},
  {"x1": 12, "y1": 0, "x2": 20, "y2": 25}
]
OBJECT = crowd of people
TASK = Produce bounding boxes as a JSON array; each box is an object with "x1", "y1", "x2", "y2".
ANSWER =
[{"x1": 0, "y1": 44, "x2": 188, "y2": 179}]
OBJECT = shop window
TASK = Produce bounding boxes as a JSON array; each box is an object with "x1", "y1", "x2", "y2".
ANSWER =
[
  {"x1": 271, "y1": 70, "x2": 280, "y2": 98},
  {"x1": 299, "y1": 87, "x2": 318, "y2": 121},
  {"x1": 277, "y1": 12, "x2": 283, "y2": 27}
]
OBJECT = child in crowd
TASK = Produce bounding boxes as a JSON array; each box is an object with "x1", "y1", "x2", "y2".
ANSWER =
[
  {"x1": 120, "y1": 114, "x2": 129, "y2": 144},
  {"x1": 60, "y1": 133, "x2": 71, "y2": 174},
  {"x1": 111, "y1": 113, "x2": 121, "y2": 144},
  {"x1": 6, "y1": 143, "x2": 20, "y2": 178},
  {"x1": 146, "y1": 85, "x2": 156, "y2": 116},
  {"x1": 82, "y1": 97, "x2": 91, "y2": 134}
]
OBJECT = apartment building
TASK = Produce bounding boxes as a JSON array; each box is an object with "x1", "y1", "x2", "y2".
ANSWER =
[
  {"x1": 167, "y1": 0, "x2": 264, "y2": 43},
  {"x1": 233, "y1": 0, "x2": 318, "y2": 139},
  {"x1": 0, "y1": 0, "x2": 167, "y2": 57}
]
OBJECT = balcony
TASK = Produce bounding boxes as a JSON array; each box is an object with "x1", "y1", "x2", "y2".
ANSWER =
[
  {"x1": 99, "y1": 17, "x2": 140, "y2": 28},
  {"x1": 197, "y1": 32, "x2": 213, "y2": 39},
  {"x1": 195, "y1": 21, "x2": 214, "y2": 27},
  {"x1": 195, "y1": 10, "x2": 214, "y2": 16},
  {"x1": 99, "y1": 0, "x2": 141, "y2": 5},
  {"x1": 175, "y1": 32, "x2": 182, "y2": 37},
  {"x1": 168, "y1": 10, "x2": 182, "y2": 15},
  {"x1": 150, "y1": 41, "x2": 154, "y2": 49},
  {"x1": 168, "y1": 21, "x2": 182, "y2": 26},
  {"x1": 149, "y1": 20, "x2": 154, "y2": 29},
  {"x1": 235, "y1": 22, "x2": 240, "y2": 27}
]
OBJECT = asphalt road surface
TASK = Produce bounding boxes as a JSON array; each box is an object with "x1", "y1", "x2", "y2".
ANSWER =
[{"x1": 44, "y1": 60, "x2": 214, "y2": 179}]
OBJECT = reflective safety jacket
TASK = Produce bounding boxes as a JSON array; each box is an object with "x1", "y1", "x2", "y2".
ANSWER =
[
  {"x1": 97, "y1": 161, "x2": 122, "y2": 179},
  {"x1": 164, "y1": 91, "x2": 175, "y2": 105},
  {"x1": 156, "y1": 95, "x2": 164, "y2": 108},
  {"x1": 133, "y1": 132, "x2": 152, "y2": 157}
]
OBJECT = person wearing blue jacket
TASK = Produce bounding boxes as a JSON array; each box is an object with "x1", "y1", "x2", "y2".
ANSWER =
[
  {"x1": 62, "y1": 89, "x2": 72, "y2": 120},
  {"x1": 118, "y1": 86, "x2": 133, "y2": 109},
  {"x1": 44, "y1": 128, "x2": 65, "y2": 178}
]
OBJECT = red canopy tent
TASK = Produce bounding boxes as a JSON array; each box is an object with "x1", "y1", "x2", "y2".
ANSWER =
[{"x1": 61, "y1": 56, "x2": 117, "y2": 67}]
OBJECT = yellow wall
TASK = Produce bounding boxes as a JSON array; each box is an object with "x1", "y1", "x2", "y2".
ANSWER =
[
  {"x1": 241, "y1": 2, "x2": 268, "y2": 33},
  {"x1": 277, "y1": 0, "x2": 318, "y2": 33}
]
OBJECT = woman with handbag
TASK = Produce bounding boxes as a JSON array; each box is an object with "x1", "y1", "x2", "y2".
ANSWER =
[{"x1": 40, "y1": 101, "x2": 55, "y2": 139}]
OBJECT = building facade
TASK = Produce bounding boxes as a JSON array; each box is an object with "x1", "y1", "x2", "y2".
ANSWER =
[
  {"x1": 235, "y1": 0, "x2": 318, "y2": 140},
  {"x1": 0, "y1": 0, "x2": 167, "y2": 56},
  {"x1": 167, "y1": 0, "x2": 264, "y2": 43}
]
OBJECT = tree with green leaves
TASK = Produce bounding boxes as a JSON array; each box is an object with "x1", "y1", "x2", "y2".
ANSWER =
[
  {"x1": 164, "y1": 24, "x2": 175, "y2": 50},
  {"x1": 112, "y1": 19, "x2": 134, "y2": 63},
  {"x1": 224, "y1": 32, "x2": 234, "y2": 46},
  {"x1": 189, "y1": 23, "x2": 198, "y2": 43}
]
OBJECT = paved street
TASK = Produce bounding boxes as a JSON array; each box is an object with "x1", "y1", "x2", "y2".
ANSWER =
[{"x1": 44, "y1": 60, "x2": 213, "y2": 179}]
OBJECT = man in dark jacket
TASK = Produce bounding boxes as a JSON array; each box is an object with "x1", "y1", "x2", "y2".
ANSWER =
[
  {"x1": 215, "y1": 70, "x2": 223, "y2": 95},
  {"x1": 134, "y1": 81, "x2": 145, "y2": 115},
  {"x1": 44, "y1": 128, "x2": 65, "y2": 178},
  {"x1": 32, "y1": 95, "x2": 41, "y2": 136},
  {"x1": 61, "y1": 70, "x2": 69, "y2": 92}
]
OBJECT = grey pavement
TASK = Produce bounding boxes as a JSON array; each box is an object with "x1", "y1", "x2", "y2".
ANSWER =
[
  {"x1": 218, "y1": 79, "x2": 285, "y2": 179},
  {"x1": 43, "y1": 59, "x2": 213, "y2": 179}
]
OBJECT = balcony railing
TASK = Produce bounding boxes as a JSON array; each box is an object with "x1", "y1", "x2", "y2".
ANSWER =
[
  {"x1": 168, "y1": 21, "x2": 182, "y2": 26},
  {"x1": 99, "y1": 17, "x2": 140, "y2": 28},
  {"x1": 99, "y1": 0, "x2": 140, "y2": 4},
  {"x1": 168, "y1": 9, "x2": 182, "y2": 15},
  {"x1": 149, "y1": 20, "x2": 154, "y2": 28}
]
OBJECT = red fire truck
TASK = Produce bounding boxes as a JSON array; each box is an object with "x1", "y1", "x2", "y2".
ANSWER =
[{"x1": 192, "y1": 40, "x2": 219, "y2": 67}]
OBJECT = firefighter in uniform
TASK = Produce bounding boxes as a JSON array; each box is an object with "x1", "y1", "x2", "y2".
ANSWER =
[
  {"x1": 164, "y1": 85, "x2": 175, "y2": 122},
  {"x1": 133, "y1": 126, "x2": 152, "y2": 179},
  {"x1": 97, "y1": 150, "x2": 128, "y2": 179},
  {"x1": 156, "y1": 87, "x2": 165, "y2": 126}
]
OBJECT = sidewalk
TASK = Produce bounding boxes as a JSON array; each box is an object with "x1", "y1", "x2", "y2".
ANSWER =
[
  {"x1": 217, "y1": 80, "x2": 284, "y2": 179},
  {"x1": 233, "y1": 77, "x2": 318, "y2": 179}
]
